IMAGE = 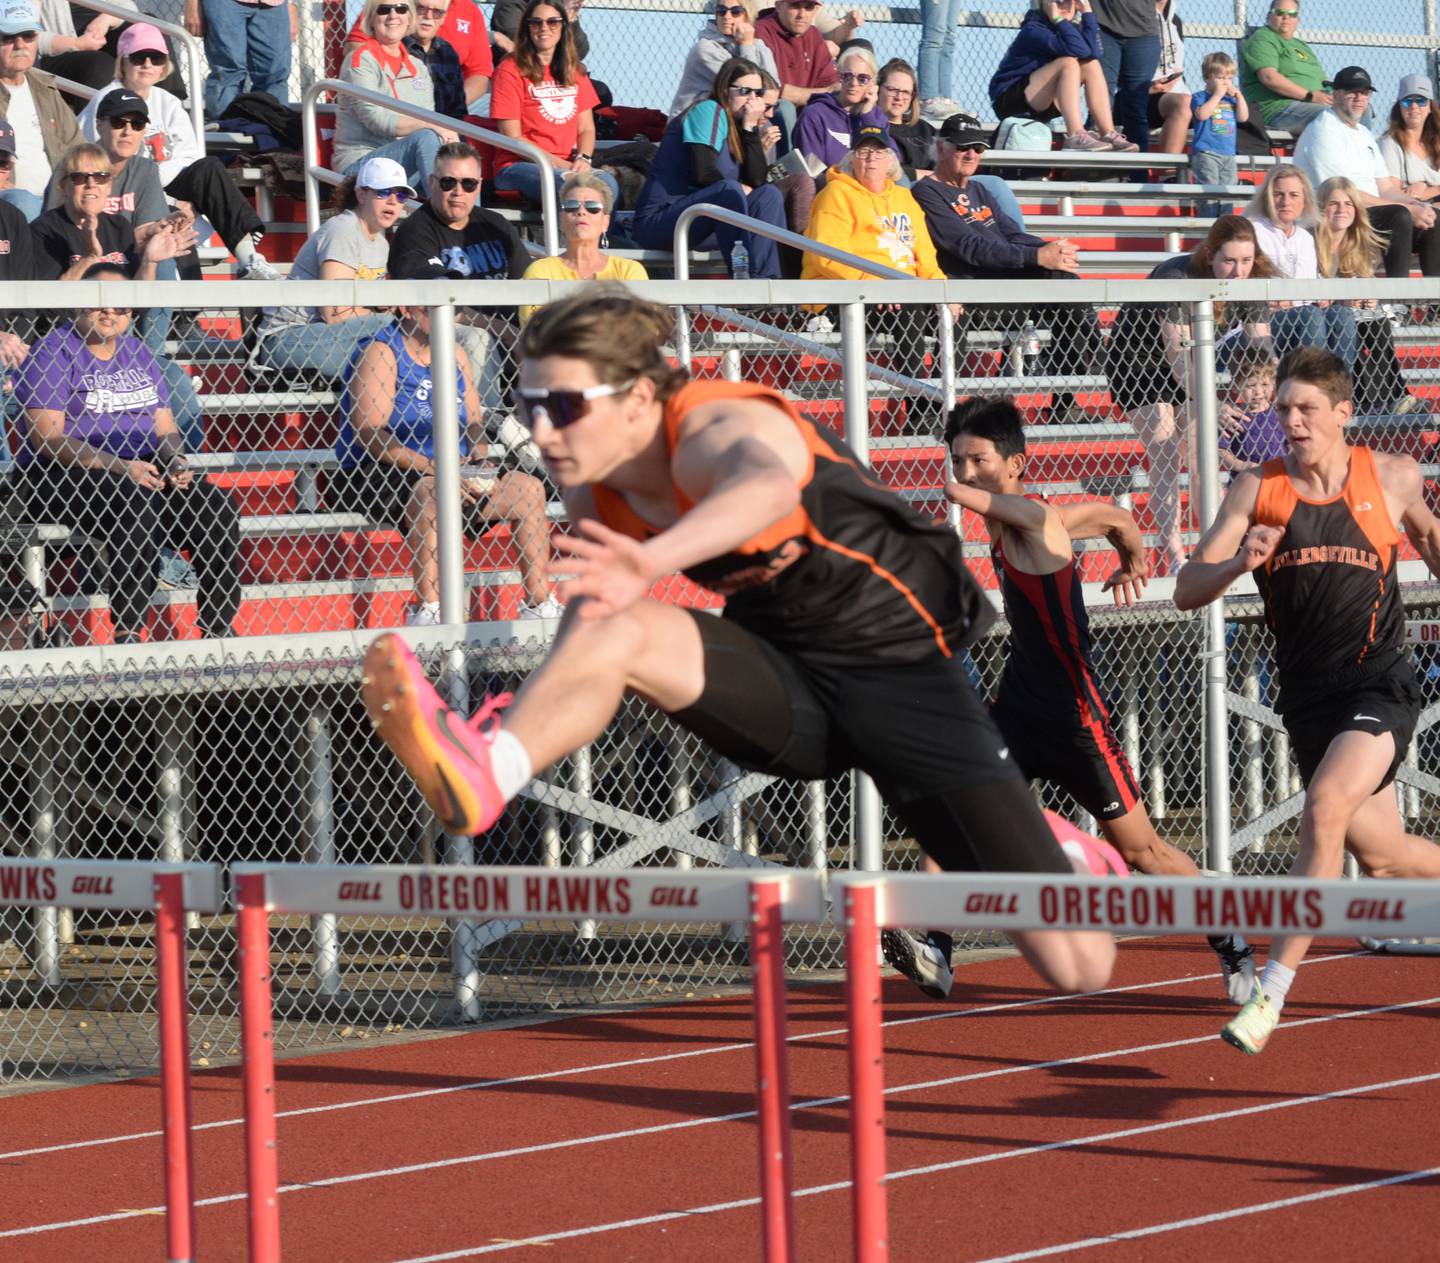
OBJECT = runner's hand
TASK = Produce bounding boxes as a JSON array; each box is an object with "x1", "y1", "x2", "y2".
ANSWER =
[
  {"x1": 1238, "y1": 523, "x2": 1282, "y2": 572},
  {"x1": 548, "y1": 519, "x2": 657, "y2": 618},
  {"x1": 1102, "y1": 560, "x2": 1148, "y2": 607}
]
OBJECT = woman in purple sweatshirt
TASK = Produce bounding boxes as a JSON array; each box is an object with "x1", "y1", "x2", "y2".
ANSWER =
[{"x1": 792, "y1": 44, "x2": 898, "y2": 176}]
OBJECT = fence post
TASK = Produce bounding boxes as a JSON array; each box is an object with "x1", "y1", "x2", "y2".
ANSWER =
[
  {"x1": 153, "y1": 871, "x2": 196, "y2": 1263},
  {"x1": 237, "y1": 872, "x2": 281, "y2": 1263},
  {"x1": 843, "y1": 880, "x2": 888, "y2": 1262},
  {"x1": 301, "y1": 701, "x2": 341, "y2": 996},
  {"x1": 749, "y1": 876, "x2": 795, "y2": 1263},
  {"x1": 1189, "y1": 298, "x2": 1232, "y2": 872}
]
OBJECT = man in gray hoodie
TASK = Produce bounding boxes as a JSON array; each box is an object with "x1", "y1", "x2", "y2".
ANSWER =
[{"x1": 669, "y1": 0, "x2": 777, "y2": 118}]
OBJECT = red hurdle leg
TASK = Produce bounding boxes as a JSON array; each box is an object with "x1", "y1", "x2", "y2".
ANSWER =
[
  {"x1": 844, "y1": 881, "x2": 888, "y2": 1262},
  {"x1": 237, "y1": 872, "x2": 281, "y2": 1263},
  {"x1": 749, "y1": 877, "x2": 795, "y2": 1263},
  {"x1": 153, "y1": 872, "x2": 197, "y2": 1263}
]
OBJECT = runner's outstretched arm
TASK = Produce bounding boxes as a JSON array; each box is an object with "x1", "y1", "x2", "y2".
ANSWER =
[
  {"x1": 1057, "y1": 500, "x2": 1151, "y2": 606},
  {"x1": 944, "y1": 479, "x2": 1047, "y2": 531},
  {"x1": 1395, "y1": 465, "x2": 1440, "y2": 581},
  {"x1": 1173, "y1": 469, "x2": 1270, "y2": 610}
]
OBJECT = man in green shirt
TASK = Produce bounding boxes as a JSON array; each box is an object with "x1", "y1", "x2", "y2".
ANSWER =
[{"x1": 1241, "y1": 2, "x2": 1331, "y2": 132}]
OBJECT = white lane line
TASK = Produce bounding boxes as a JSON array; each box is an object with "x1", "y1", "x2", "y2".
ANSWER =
[
  {"x1": 384, "y1": 1071, "x2": 1440, "y2": 1262},
  {"x1": 973, "y1": 1166, "x2": 1440, "y2": 1263},
  {"x1": 3, "y1": 989, "x2": 1431, "y2": 1243},
  {"x1": 11, "y1": 953, "x2": 1352, "y2": 1163}
]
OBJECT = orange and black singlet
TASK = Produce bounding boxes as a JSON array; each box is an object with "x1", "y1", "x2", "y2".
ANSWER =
[
  {"x1": 589, "y1": 379, "x2": 992, "y2": 664},
  {"x1": 1252, "y1": 446, "x2": 1406, "y2": 710}
]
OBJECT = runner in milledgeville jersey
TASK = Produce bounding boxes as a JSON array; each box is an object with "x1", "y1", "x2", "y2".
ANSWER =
[
  {"x1": 881, "y1": 398, "x2": 1257, "y2": 1003},
  {"x1": 1176, "y1": 347, "x2": 1440, "y2": 1055},
  {"x1": 362, "y1": 286, "x2": 1117, "y2": 994}
]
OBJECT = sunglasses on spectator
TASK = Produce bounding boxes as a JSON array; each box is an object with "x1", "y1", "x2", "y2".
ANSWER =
[
  {"x1": 515, "y1": 381, "x2": 634, "y2": 429},
  {"x1": 527, "y1": 15, "x2": 564, "y2": 27},
  {"x1": 561, "y1": 198, "x2": 605, "y2": 214},
  {"x1": 436, "y1": 175, "x2": 480, "y2": 191},
  {"x1": 375, "y1": 4, "x2": 410, "y2": 15},
  {"x1": 0, "y1": 155, "x2": 13, "y2": 168},
  {"x1": 69, "y1": 170, "x2": 113, "y2": 185},
  {"x1": 126, "y1": 50, "x2": 167, "y2": 66},
  {"x1": 365, "y1": 186, "x2": 410, "y2": 200},
  {"x1": 1402, "y1": 95, "x2": 1431, "y2": 107},
  {"x1": 106, "y1": 116, "x2": 148, "y2": 132},
  {"x1": 715, "y1": 4, "x2": 747, "y2": 13},
  {"x1": 0, "y1": 30, "x2": 36, "y2": 43},
  {"x1": 415, "y1": 4, "x2": 447, "y2": 16},
  {"x1": 954, "y1": 144, "x2": 987, "y2": 154},
  {"x1": 1270, "y1": 7, "x2": 1298, "y2": 15},
  {"x1": 728, "y1": 84, "x2": 764, "y2": 97},
  {"x1": 839, "y1": 72, "x2": 873, "y2": 85},
  {"x1": 91, "y1": 305, "x2": 132, "y2": 316}
]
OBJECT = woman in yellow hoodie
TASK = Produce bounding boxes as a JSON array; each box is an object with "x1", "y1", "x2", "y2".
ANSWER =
[{"x1": 802, "y1": 125, "x2": 946, "y2": 431}]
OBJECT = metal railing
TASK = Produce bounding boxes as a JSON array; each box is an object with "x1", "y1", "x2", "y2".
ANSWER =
[
  {"x1": 300, "y1": 78, "x2": 561, "y2": 255},
  {"x1": 72, "y1": 0, "x2": 205, "y2": 144}
]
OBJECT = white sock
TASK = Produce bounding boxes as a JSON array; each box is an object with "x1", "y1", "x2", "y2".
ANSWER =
[
  {"x1": 489, "y1": 729, "x2": 533, "y2": 802},
  {"x1": 418, "y1": 600, "x2": 440, "y2": 619},
  {"x1": 1260, "y1": 961, "x2": 1296, "y2": 1014}
]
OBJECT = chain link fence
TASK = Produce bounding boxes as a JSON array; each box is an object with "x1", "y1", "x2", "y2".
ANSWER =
[{"x1": 2, "y1": 276, "x2": 1439, "y2": 1085}]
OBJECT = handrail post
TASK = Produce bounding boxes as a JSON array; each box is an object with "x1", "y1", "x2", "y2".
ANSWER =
[{"x1": 430, "y1": 300, "x2": 466, "y2": 627}]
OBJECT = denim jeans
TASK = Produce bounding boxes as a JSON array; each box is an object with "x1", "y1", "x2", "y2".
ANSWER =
[
  {"x1": 1265, "y1": 100, "x2": 1328, "y2": 135},
  {"x1": 140, "y1": 258, "x2": 178, "y2": 357},
  {"x1": 342, "y1": 131, "x2": 450, "y2": 196},
  {"x1": 492, "y1": 161, "x2": 620, "y2": 210},
  {"x1": 0, "y1": 188, "x2": 42, "y2": 222},
  {"x1": 917, "y1": 0, "x2": 965, "y2": 102},
  {"x1": 1272, "y1": 303, "x2": 1358, "y2": 370},
  {"x1": 162, "y1": 358, "x2": 206, "y2": 454},
  {"x1": 1097, "y1": 29, "x2": 1160, "y2": 151},
  {"x1": 202, "y1": 0, "x2": 292, "y2": 118},
  {"x1": 257, "y1": 314, "x2": 393, "y2": 382},
  {"x1": 970, "y1": 175, "x2": 1025, "y2": 231},
  {"x1": 1191, "y1": 149, "x2": 1236, "y2": 218},
  {"x1": 633, "y1": 180, "x2": 786, "y2": 279}
]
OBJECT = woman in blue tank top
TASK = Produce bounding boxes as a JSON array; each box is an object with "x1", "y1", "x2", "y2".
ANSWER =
[{"x1": 329, "y1": 306, "x2": 561, "y2": 625}]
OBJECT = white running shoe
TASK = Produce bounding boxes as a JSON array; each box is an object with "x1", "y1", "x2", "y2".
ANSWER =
[
  {"x1": 238, "y1": 255, "x2": 283, "y2": 281},
  {"x1": 880, "y1": 928, "x2": 954, "y2": 1000},
  {"x1": 1220, "y1": 981, "x2": 1279, "y2": 1055},
  {"x1": 517, "y1": 595, "x2": 566, "y2": 620},
  {"x1": 404, "y1": 601, "x2": 443, "y2": 627},
  {"x1": 1211, "y1": 935, "x2": 1258, "y2": 1005},
  {"x1": 1063, "y1": 131, "x2": 1112, "y2": 152},
  {"x1": 919, "y1": 96, "x2": 964, "y2": 124}
]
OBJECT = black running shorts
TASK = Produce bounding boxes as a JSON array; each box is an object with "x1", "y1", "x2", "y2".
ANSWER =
[
  {"x1": 1284, "y1": 657, "x2": 1422, "y2": 793},
  {"x1": 671, "y1": 611, "x2": 1071, "y2": 876}
]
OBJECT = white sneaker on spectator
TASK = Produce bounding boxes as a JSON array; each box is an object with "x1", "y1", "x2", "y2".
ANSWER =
[
  {"x1": 237, "y1": 255, "x2": 283, "y2": 281},
  {"x1": 919, "y1": 96, "x2": 963, "y2": 124},
  {"x1": 804, "y1": 313, "x2": 834, "y2": 335},
  {"x1": 1097, "y1": 129, "x2": 1139, "y2": 152},
  {"x1": 1063, "y1": 131, "x2": 1112, "y2": 152},
  {"x1": 404, "y1": 601, "x2": 443, "y2": 627},
  {"x1": 517, "y1": 595, "x2": 565, "y2": 620}
]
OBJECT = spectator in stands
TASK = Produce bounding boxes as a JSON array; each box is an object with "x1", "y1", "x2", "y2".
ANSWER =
[
  {"x1": 792, "y1": 42, "x2": 893, "y2": 177},
  {"x1": 0, "y1": 4, "x2": 79, "y2": 221},
  {"x1": 1148, "y1": 0, "x2": 1190, "y2": 154},
  {"x1": 489, "y1": 0, "x2": 618, "y2": 209},
  {"x1": 185, "y1": 0, "x2": 294, "y2": 119},
  {"x1": 78, "y1": 27, "x2": 276, "y2": 280},
  {"x1": 989, "y1": 0, "x2": 1138, "y2": 154},
  {"x1": 1190, "y1": 52, "x2": 1247, "y2": 216},
  {"x1": 670, "y1": 0, "x2": 778, "y2": 119},
  {"x1": 913, "y1": 115, "x2": 1103, "y2": 422},
  {"x1": 492, "y1": 0, "x2": 588, "y2": 69},
  {"x1": 347, "y1": 0, "x2": 492, "y2": 107},
  {"x1": 1379, "y1": 74, "x2": 1440, "y2": 206},
  {"x1": 1090, "y1": 0, "x2": 1159, "y2": 152},
  {"x1": 752, "y1": 65, "x2": 814, "y2": 274},
  {"x1": 1216, "y1": 345, "x2": 1283, "y2": 470},
  {"x1": 14, "y1": 261, "x2": 242, "y2": 643},
  {"x1": 331, "y1": 296, "x2": 560, "y2": 625},
  {"x1": 0, "y1": 122, "x2": 33, "y2": 437},
  {"x1": 335, "y1": 0, "x2": 458, "y2": 192},
  {"x1": 755, "y1": 0, "x2": 837, "y2": 113},
  {"x1": 406, "y1": 0, "x2": 466, "y2": 121},
  {"x1": 33, "y1": 0, "x2": 124, "y2": 97},
  {"x1": 915, "y1": 0, "x2": 964, "y2": 124},
  {"x1": 253, "y1": 157, "x2": 403, "y2": 381},
  {"x1": 1294, "y1": 65, "x2": 1440, "y2": 280},
  {"x1": 802, "y1": 125, "x2": 945, "y2": 428},
  {"x1": 1244, "y1": 163, "x2": 1356, "y2": 368},
  {"x1": 633, "y1": 58, "x2": 787, "y2": 279},
  {"x1": 1240, "y1": 1, "x2": 1329, "y2": 135},
  {"x1": 0, "y1": 113, "x2": 36, "y2": 230},
  {"x1": 1315, "y1": 175, "x2": 1425, "y2": 416},
  {"x1": 1108, "y1": 215, "x2": 1274, "y2": 573},
  {"x1": 521, "y1": 172, "x2": 647, "y2": 323},
  {"x1": 878, "y1": 58, "x2": 933, "y2": 178}
]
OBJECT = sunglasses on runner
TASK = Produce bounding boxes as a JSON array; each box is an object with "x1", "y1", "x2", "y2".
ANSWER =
[
  {"x1": 560, "y1": 199, "x2": 606, "y2": 214},
  {"x1": 514, "y1": 381, "x2": 635, "y2": 429},
  {"x1": 436, "y1": 175, "x2": 480, "y2": 191}
]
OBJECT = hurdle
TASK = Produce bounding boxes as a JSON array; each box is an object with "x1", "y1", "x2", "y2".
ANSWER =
[
  {"x1": 833, "y1": 870, "x2": 1440, "y2": 1263},
  {"x1": 0, "y1": 857, "x2": 221, "y2": 1263},
  {"x1": 230, "y1": 863, "x2": 825, "y2": 1263}
]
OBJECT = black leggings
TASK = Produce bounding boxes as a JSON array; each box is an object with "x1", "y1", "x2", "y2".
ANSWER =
[{"x1": 165, "y1": 155, "x2": 265, "y2": 254}]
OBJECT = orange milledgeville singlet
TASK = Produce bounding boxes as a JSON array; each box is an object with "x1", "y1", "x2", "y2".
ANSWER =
[{"x1": 1253, "y1": 446, "x2": 1405, "y2": 710}]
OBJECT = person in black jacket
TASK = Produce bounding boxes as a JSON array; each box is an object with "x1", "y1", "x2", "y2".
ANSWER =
[{"x1": 912, "y1": 116, "x2": 1107, "y2": 419}]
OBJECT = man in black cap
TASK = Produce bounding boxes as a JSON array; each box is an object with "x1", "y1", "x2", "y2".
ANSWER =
[
  {"x1": 912, "y1": 115, "x2": 1106, "y2": 416},
  {"x1": 1295, "y1": 65, "x2": 1440, "y2": 279}
]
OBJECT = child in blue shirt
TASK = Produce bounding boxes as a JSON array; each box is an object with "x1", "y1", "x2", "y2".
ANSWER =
[{"x1": 1191, "y1": 51, "x2": 1249, "y2": 216}]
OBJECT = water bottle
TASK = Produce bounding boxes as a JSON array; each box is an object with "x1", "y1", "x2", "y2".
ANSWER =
[{"x1": 730, "y1": 240, "x2": 751, "y2": 280}]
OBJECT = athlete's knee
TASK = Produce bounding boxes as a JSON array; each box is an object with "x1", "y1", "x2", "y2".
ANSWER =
[
  {"x1": 1302, "y1": 788, "x2": 1361, "y2": 848},
  {"x1": 1050, "y1": 934, "x2": 1115, "y2": 993}
]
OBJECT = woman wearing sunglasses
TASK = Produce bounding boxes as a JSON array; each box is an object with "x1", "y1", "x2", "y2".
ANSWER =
[
  {"x1": 330, "y1": 286, "x2": 560, "y2": 626},
  {"x1": 792, "y1": 43, "x2": 896, "y2": 178},
  {"x1": 76, "y1": 24, "x2": 275, "y2": 280},
  {"x1": 669, "y1": 0, "x2": 777, "y2": 119},
  {"x1": 1379, "y1": 74, "x2": 1440, "y2": 207},
  {"x1": 519, "y1": 173, "x2": 648, "y2": 325},
  {"x1": 633, "y1": 58, "x2": 787, "y2": 279},
  {"x1": 489, "y1": 0, "x2": 618, "y2": 209},
  {"x1": 13, "y1": 260, "x2": 242, "y2": 645},
  {"x1": 335, "y1": 0, "x2": 459, "y2": 193}
]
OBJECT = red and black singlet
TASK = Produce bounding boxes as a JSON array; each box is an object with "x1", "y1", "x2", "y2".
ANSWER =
[
  {"x1": 1253, "y1": 447, "x2": 1406, "y2": 709},
  {"x1": 590, "y1": 379, "x2": 992, "y2": 664}
]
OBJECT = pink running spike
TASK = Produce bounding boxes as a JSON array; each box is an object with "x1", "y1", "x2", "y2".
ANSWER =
[{"x1": 1044, "y1": 809, "x2": 1130, "y2": 877}]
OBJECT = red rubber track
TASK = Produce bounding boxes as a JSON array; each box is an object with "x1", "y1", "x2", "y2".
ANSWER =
[{"x1": 3, "y1": 939, "x2": 1438, "y2": 1262}]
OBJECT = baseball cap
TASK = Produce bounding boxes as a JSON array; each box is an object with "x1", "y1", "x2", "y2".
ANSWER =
[
  {"x1": 1325, "y1": 66, "x2": 1375, "y2": 92},
  {"x1": 0, "y1": 2, "x2": 39, "y2": 36},
  {"x1": 356, "y1": 155, "x2": 416, "y2": 198},
  {"x1": 95, "y1": 89, "x2": 150, "y2": 123},
  {"x1": 117, "y1": 23, "x2": 169, "y2": 58},
  {"x1": 0, "y1": 120, "x2": 14, "y2": 157},
  {"x1": 1397, "y1": 73, "x2": 1435, "y2": 103},
  {"x1": 938, "y1": 113, "x2": 993, "y2": 150},
  {"x1": 852, "y1": 125, "x2": 889, "y2": 150}
]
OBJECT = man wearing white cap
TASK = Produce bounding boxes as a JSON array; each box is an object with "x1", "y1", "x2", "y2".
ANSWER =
[
  {"x1": 0, "y1": 1, "x2": 80, "y2": 216},
  {"x1": 1378, "y1": 73, "x2": 1440, "y2": 207}
]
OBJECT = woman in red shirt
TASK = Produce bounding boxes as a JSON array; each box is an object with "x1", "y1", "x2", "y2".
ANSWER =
[{"x1": 490, "y1": 0, "x2": 618, "y2": 207}]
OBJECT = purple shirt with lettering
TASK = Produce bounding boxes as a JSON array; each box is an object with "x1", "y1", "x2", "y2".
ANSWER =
[{"x1": 14, "y1": 323, "x2": 170, "y2": 467}]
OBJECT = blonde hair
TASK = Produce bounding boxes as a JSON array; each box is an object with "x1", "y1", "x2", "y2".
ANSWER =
[
  {"x1": 559, "y1": 170, "x2": 614, "y2": 214},
  {"x1": 1314, "y1": 176, "x2": 1388, "y2": 278},
  {"x1": 837, "y1": 46, "x2": 878, "y2": 78},
  {"x1": 1202, "y1": 52, "x2": 1236, "y2": 78},
  {"x1": 714, "y1": 0, "x2": 758, "y2": 21},
  {"x1": 362, "y1": 0, "x2": 417, "y2": 38},
  {"x1": 1244, "y1": 163, "x2": 1318, "y2": 227},
  {"x1": 58, "y1": 141, "x2": 110, "y2": 180}
]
